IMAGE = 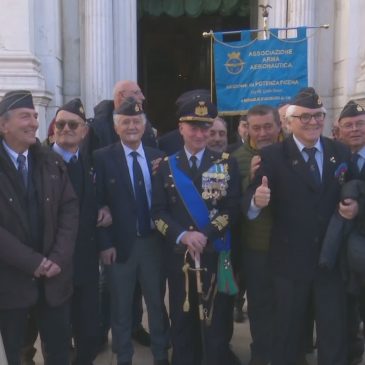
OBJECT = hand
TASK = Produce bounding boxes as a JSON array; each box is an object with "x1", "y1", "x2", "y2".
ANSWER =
[
  {"x1": 339, "y1": 199, "x2": 358, "y2": 220},
  {"x1": 100, "y1": 247, "x2": 117, "y2": 265},
  {"x1": 43, "y1": 260, "x2": 61, "y2": 278},
  {"x1": 250, "y1": 155, "x2": 261, "y2": 180},
  {"x1": 97, "y1": 206, "x2": 113, "y2": 227},
  {"x1": 180, "y1": 231, "x2": 207, "y2": 257},
  {"x1": 151, "y1": 157, "x2": 163, "y2": 175},
  {"x1": 34, "y1": 257, "x2": 47, "y2": 278},
  {"x1": 253, "y1": 176, "x2": 270, "y2": 208}
]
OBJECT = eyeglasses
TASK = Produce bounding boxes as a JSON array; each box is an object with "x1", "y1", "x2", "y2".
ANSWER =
[
  {"x1": 55, "y1": 120, "x2": 84, "y2": 130},
  {"x1": 339, "y1": 120, "x2": 365, "y2": 131},
  {"x1": 291, "y1": 112, "x2": 326, "y2": 124}
]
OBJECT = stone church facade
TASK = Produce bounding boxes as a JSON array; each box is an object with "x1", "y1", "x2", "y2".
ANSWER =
[{"x1": 0, "y1": 0, "x2": 364, "y2": 138}]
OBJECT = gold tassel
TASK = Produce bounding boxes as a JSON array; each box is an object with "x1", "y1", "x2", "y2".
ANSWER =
[{"x1": 182, "y1": 262, "x2": 190, "y2": 312}]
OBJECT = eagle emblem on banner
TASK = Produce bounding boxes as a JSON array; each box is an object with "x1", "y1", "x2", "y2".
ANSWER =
[{"x1": 224, "y1": 52, "x2": 244, "y2": 75}]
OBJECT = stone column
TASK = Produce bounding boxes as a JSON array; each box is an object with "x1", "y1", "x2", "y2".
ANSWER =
[
  {"x1": 62, "y1": 0, "x2": 81, "y2": 103},
  {"x1": 347, "y1": 0, "x2": 365, "y2": 100},
  {"x1": 286, "y1": 0, "x2": 316, "y2": 86},
  {"x1": 82, "y1": 0, "x2": 114, "y2": 116},
  {"x1": 0, "y1": 0, "x2": 51, "y2": 140},
  {"x1": 113, "y1": 0, "x2": 138, "y2": 82},
  {"x1": 34, "y1": 0, "x2": 63, "y2": 135}
]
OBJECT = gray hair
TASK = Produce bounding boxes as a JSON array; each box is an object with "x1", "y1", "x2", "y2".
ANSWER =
[
  {"x1": 0, "y1": 110, "x2": 13, "y2": 121},
  {"x1": 213, "y1": 116, "x2": 227, "y2": 130}
]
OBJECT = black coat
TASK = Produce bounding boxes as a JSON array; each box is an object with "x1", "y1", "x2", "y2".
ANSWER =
[
  {"x1": 93, "y1": 142, "x2": 164, "y2": 262},
  {"x1": 243, "y1": 135, "x2": 352, "y2": 280},
  {"x1": 71, "y1": 151, "x2": 99, "y2": 286},
  {"x1": 151, "y1": 148, "x2": 241, "y2": 251}
]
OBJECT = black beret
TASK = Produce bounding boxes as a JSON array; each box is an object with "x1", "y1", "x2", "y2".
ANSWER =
[
  {"x1": 56, "y1": 98, "x2": 86, "y2": 121},
  {"x1": 338, "y1": 100, "x2": 365, "y2": 121},
  {"x1": 177, "y1": 96, "x2": 217, "y2": 127},
  {"x1": 114, "y1": 97, "x2": 144, "y2": 116},
  {"x1": 0, "y1": 90, "x2": 34, "y2": 116},
  {"x1": 291, "y1": 87, "x2": 323, "y2": 109}
]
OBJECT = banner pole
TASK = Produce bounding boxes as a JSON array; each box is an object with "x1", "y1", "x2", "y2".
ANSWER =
[
  {"x1": 202, "y1": 24, "x2": 329, "y2": 39},
  {"x1": 210, "y1": 31, "x2": 214, "y2": 103}
]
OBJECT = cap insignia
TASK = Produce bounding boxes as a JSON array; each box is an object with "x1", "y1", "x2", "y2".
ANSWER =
[{"x1": 195, "y1": 101, "x2": 208, "y2": 117}]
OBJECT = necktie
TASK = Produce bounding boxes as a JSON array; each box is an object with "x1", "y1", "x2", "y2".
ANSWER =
[
  {"x1": 69, "y1": 155, "x2": 78, "y2": 164},
  {"x1": 190, "y1": 155, "x2": 198, "y2": 177},
  {"x1": 352, "y1": 153, "x2": 362, "y2": 173},
  {"x1": 17, "y1": 154, "x2": 28, "y2": 188},
  {"x1": 303, "y1": 147, "x2": 321, "y2": 186},
  {"x1": 130, "y1": 151, "x2": 150, "y2": 235}
]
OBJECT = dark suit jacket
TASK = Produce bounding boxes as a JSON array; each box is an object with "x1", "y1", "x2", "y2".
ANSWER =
[
  {"x1": 158, "y1": 129, "x2": 184, "y2": 156},
  {"x1": 93, "y1": 142, "x2": 164, "y2": 262},
  {"x1": 71, "y1": 150, "x2": 99, "y2": 286},
  {"x1": 151, "y1": 148, "x2": 240, "y2": 251},
  {"x1": 243, "y1": 135, "x2": 352, "y2": 280}
]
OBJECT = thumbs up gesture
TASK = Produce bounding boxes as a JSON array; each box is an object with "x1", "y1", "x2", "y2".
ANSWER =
[{"x1": 253, "y1": 176, "x2": 271, "y2": 208}]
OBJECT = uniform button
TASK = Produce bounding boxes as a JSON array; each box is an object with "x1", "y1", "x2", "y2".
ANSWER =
[
  {"x1": 9, "y1": 197, "x2": 13, "y2": 202},
  {"x1": 189, "y1": 226, "x2": 194, "y2": 230}
]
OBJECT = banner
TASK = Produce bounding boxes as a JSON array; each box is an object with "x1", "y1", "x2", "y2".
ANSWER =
[{"x1": 213, "y1": 27, "x2": 308, "y2": 114}]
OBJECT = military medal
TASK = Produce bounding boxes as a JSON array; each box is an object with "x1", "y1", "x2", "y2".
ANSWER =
[{"x1": 202, "y1": 162, "x2": 229, "y2": 202}]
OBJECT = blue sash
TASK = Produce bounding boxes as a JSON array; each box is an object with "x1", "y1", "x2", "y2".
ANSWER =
[{"x1": 168, "y1": 153, "x2": 230, "y2": 252}]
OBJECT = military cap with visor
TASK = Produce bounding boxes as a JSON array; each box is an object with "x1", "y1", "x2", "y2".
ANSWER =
[{"x1": 177, "y1": 96, "x2": 218, "y2": 128}]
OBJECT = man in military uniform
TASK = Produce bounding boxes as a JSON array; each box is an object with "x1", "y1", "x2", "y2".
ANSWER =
[{"x1": 151, "y1": 95, "x2": 240, "y2": 365}]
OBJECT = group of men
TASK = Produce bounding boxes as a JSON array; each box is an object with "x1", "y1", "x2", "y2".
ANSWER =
[{"x1": 0, "y1": 82, "x2": 365, "y2": 365}]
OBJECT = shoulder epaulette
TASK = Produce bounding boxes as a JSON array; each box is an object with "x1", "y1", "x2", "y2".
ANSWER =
[{"x1": 222, "y1": 152, "x2": 229, "y2": 159}]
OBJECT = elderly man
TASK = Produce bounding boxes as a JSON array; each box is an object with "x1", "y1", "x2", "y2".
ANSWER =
[
  {"x1": 244, "y1": 88, "x2": 357, "y2": 365},
  {"x1": 91, "y1": 80, "x2": 155, "y2": 347},
  {"x1": 0, "y1": 90, "x2": 78, "y2": 365},
  {"x1": 207, "y1": 117, "x2": 228, "y2": 153},
  {"x1": 232, "y1": 104, "x2": 281, "y2": 365},
  {"x1": 152, "y1": 95, "x2": 240, "y2": 365},
  {"x1": 93, "y1": 97, "x2": 169, "y2": 365},
  {"x1": 91, "y1": 80, "x2": 157, "y2": 150},
  {"x1": 52, "y1": 98, "x2": 113, "y2": 365}
]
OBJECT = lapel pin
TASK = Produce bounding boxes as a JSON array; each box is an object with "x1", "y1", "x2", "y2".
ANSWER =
[
  {"x1": 292, "y1": 160, "x2": 298, "y2": 166},
  {"x1": 330, "y1": 156, "x2": 336, "y2": 163}
]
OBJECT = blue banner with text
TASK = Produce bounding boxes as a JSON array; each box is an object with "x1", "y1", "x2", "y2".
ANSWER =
[{"x1": 214, "y1": 27, "x2": 308, "y2": 114}]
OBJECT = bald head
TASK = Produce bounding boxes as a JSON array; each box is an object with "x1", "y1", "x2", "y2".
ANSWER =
[{"x1": 113, "y1": 80, "x2": 145, "y2": 109}]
